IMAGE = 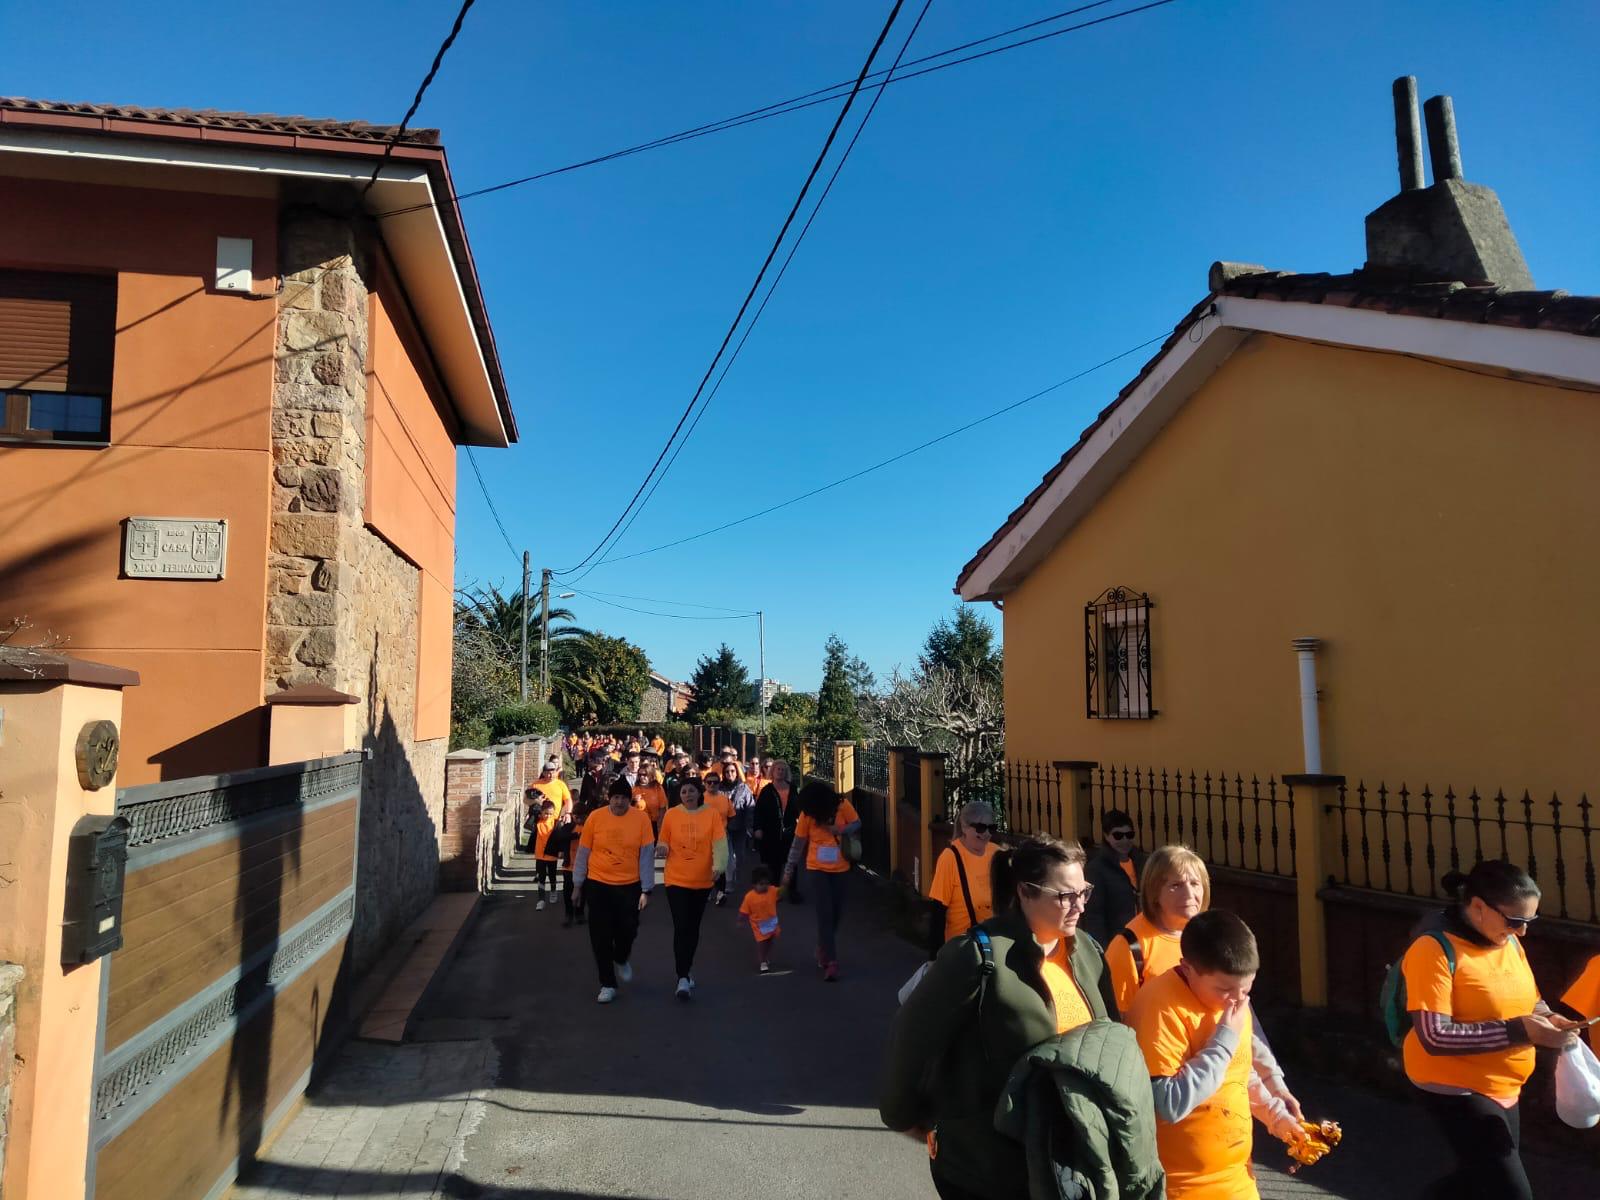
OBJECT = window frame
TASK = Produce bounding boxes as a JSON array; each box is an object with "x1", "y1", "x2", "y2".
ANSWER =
[
  {"x1": 1084, "y1": 586, "x2": 1156, "y2": 720},
  {"x1": 2, "y1": 389, "x2": 112, "y2": 446},
  {"x1": 0, "y1": 269, "x2": 116, "y2": 447}
]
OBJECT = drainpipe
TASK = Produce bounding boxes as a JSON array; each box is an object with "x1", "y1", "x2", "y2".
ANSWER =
[{"x1": 1291, "y1": 637, "x2": 1323, "y2": 774}]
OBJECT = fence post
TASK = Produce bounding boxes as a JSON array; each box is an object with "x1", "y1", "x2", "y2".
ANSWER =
[
  {"x1": 887, "y1": 748, "x2": 906, "y2": 879},
  {"x1": 919, "y1": 752, "x2": 948, "y2": 897},
  {"x1": 1052, "y1": 761, "x2": 1099, "y2": 844},
  {"x1": 800, "y1": 741, "x2": 814, "y2": 780},
  {"x1": 1283, "y1": 772, "x2": 1344, "y2": 1007},
  {"x1": 834, "y1": 740, "x2": 856, "y2": 796}
]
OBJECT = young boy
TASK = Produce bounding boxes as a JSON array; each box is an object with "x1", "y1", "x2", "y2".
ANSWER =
[
  {"x1": 739, "y1": 865, "x2": 781, "y2": 973},
  {"x1": 1126, "y1": 910, "x2": 1306, "y2": 1199},
  {"x1": 531, "y1": 799, "x2": 558, "y2": 909}
]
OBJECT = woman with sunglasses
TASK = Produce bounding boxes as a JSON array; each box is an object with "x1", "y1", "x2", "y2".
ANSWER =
[
  {"x1": 925, "y1": 802, "x2": 1000, "y2": 953},
  {"x1": 881, "y1": 835, "x2": 1152, "y2": 1200},
  {"x1": 1080, "y1": 809, "x2": 1146, "y2": 948},
  {"x1": 1402, "y1": 859, "x2": 1581, "y2": 1200}
]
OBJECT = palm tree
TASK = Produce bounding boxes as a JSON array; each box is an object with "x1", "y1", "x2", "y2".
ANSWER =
[{"x1": 455, "y1": 583, "x2": 604, "y2": 718}]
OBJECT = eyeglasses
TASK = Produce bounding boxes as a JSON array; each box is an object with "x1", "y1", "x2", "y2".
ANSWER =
[
  {"x1": 1488, "y1": 902, "x2": 1538, "y2": 931},
  {"x1": 1107, "y1": 829, "x2": 1135, "y2": 841},
  {"x1": 1023, "y1": 881, "x2": 1095, "y2": 910},
  {"x1": 966, "y1": 822, "x2": 995, "y2": 835}
]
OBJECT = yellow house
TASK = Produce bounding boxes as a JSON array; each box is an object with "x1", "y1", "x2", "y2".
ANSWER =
[{"x1": 955, "y1": 80, "x2": 1599, "y2": 1004}]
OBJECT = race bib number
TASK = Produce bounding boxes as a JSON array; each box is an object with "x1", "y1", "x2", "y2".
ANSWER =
[
  {"x1": 757, "y1": 916, "x2": 780, "y2": 936},
  {"x1": 816, "y1": 844, "x2": 841, "y2": 865}
]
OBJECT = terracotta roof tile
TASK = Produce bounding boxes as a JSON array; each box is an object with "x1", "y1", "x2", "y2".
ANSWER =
[
  {"x1": 954, "y1": 267, "x2": 1600, "y2": 596},
  {"x1": 0, "y1": 96, "x2": 439, "y2": 145}
]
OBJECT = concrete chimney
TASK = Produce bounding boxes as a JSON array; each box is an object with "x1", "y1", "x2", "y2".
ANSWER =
[{"x1": 1365, "y1": 78, "x2": 1534, "y2": 289}]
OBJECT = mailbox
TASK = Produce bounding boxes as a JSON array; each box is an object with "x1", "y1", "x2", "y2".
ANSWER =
[{"x1": 62, "y1": 814, "x2": 131, "y2": 966}]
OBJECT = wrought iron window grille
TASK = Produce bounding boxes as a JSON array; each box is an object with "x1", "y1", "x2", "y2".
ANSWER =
[{"x1": 1085, "y1": 586, "x2": 1156, "y2": 719}]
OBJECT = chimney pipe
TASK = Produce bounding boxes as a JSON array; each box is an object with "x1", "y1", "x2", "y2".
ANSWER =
[
  {"x1": 1424, "y1": 94, "x2": 1463, "y2": 182},
  {"x1": 1392, "y1": 76, "x2": 1425, "y2": 192}
]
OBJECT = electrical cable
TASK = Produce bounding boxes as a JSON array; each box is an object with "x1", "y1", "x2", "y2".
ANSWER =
[
  {"x1": 561, "y1": 0, "x2": 937, "y2": 585},
  {"x1": 551, "y1": 0, "x2": 910, "y2": 578},
  {"x1": 575, "y1": 588, "x2": 759, "y2": 614},
  {"x1": 374, "y1": 0, "x2": 1183, "y2": 220},
  {"x1": 363, "y1": 0, "x2": 478, "y2": 196},
  {"x1": 578, "y1": 332, "x2": 1170, "y2": 572},
  {"x1": 567, "y1": 586, "x2": 758, "y2": 621},
  {"x1": 464, "y1": 446, "x2": 521, "y2": 567}
]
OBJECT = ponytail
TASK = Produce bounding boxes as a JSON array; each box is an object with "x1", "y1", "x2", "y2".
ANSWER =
[{"x1": 989, "y1": 834, "x2": 1087, "y2": 911}]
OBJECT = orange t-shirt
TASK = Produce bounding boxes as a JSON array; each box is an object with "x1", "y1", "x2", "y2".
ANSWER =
[
  {"x1": 632, "y1": 783, "x2": 668, "y2": 825},
  {"x1": 532, "y1": 815, "x2": 557, "y2": 862},
  {"x1": 650, "y1": 737, "x2": 665, "y2": 756},
  {"x1": 1105, "y1": 912, "x2": 1184, "y2": 1014},
  {"x1": 656, "y1": 804, "x2": 724, "y2": 889},
  {"x1": 740, "y1": 887, "x2": 781, "y2": 941},
  {"x1": 1403, "y1": 931, "x2": 1539, "y2": 1099},
  {"x1": 1120, "y1": 858, "x2": 1138, "y2": 889},
  {"x1": 1037, "y1": 939, "x2": 1094, "y2": 1035},
  {"x1": 795, "y1": 800, "x2": 860, "y2": 873},
  {"x1": 927, "y1": 842, "x2": 999, "y2": 942},
  {"x1": 1561, "y1": 954, "x2": 1600, "y2": 1055},
  {"x1": 529, "y1": 778, "x2": 572, "y2": 821},
  {"x1": 578, "y1": 806, "x2": 654, "y2": 886},
  {"x1": 1129, "y1": 967, "x2": 1255, "y2": 1200},
  {"x1": 705, "y1": 789, "x2": 735, "y2": 826}
]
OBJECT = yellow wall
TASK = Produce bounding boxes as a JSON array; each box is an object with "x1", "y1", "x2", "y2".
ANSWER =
[
  {"x1": 366, "y1": 273, "x2": 457, "y2": 743},
  {"x1": 1002, "y1": 333, "x2": 1599, "y2": 802}
]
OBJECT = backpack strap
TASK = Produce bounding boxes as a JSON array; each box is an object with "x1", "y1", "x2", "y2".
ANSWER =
[
  {"x1": 951, "y1": 847, "x2": 980, "y2": 927},
  {"x1": 971, "y1": 929, "x2": 996, "y2": 1069},
  {"x1": 1118, "y1": 926, "x2": 1147, "y2": 985},
  {"x1": 1427, "y1": 929, "x2": 1457, "y2": 974}
]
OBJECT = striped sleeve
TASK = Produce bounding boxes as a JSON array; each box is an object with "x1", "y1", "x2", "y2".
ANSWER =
[{"x1": 1412, "y1": 1009, "x2": 1524, "y2": 1056}]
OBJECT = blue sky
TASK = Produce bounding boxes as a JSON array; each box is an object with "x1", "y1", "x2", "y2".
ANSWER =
[{"x1": 10, "y1": 1, "x2": 1598, "y2": 690}]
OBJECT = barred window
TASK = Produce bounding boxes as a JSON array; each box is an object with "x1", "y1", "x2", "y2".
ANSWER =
[
  {"x1": 1085, "y1": 587, "x2": 1155, "y2": 719},
  {"x1": 0, "y1": 270, "x2": 116, "y2": 445}
]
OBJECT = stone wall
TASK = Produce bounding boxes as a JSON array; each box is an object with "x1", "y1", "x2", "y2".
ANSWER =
[
  {"x1": 441, "y1": 751, "x2": 486, "y2": 892},
  {"x1": 269, "y1": 202, "x2": 449, "y2": 978},
  {"x1": 0, "y1": 963, "x2": 20, "y2": 1197}
]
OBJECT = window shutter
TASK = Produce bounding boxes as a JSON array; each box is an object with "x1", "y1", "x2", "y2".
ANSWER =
[{"x1": 0, "y1": 271, "x2": 115, "y2": 394}]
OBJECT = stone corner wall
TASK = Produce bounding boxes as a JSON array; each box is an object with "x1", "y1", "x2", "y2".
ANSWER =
[
  {"x1": 441, "y1": 754, "x2": 486, "y2": 892},
  {"x1": 0, "y1": 962, "x2": 22, "y2": 1197}
]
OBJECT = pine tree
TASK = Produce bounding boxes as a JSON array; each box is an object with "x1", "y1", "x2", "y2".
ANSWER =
[
  {"x1": 919, "y1": 606, "x2": 1002, "y2": 685},
  {"x1": 685, "y1": 643, "x2": 754, "y2": 718},
  {"x1": 813, "y1": 634, "x2": 864, "y2": 742}
]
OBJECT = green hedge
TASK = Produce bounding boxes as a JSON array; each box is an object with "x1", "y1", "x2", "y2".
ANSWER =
[{"x1": 488, "y1": 701, "x2": 561, "y2": 741}]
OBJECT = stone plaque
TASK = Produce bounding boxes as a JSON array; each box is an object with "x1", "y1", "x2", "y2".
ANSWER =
[
  {"x1": 122, "y1": 517, "x2": 228, "y2": 580},
  {"x1": 75, "y1": 720, "x2": 120, "y2": 790}
]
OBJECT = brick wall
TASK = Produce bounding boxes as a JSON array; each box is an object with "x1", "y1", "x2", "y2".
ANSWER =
[
  {"x1": 441, "y1": 751, "x2": 487, "y2": 891},
  {"x1": 0, "y1": 963, "x2": 20, "y2": 1196}
]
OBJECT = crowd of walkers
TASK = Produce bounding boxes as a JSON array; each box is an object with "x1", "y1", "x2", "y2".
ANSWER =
[
  {"x1": 530, "y1": 732, "x2": 1600, "y2": 1199},
  {"x1": 525, "y1": 732, "x2": 856, "y2": 1003}
]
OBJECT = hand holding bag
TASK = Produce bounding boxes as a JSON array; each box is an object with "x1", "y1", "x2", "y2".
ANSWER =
[{"x1": 1555, "y1": 1038, "x2": 1600, "y2": 1129}]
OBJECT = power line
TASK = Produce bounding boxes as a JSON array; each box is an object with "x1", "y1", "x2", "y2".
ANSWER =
[
  {"x1": 575, "y1": 588, "x2": 758, "y2": 614},
  {"x1": 363, "y1": 0, "x2": 478, "y2": 195},
  {"x1": 563, "y1": 0, "x2": 937, "y2": 585},
  {"x1": 567, "y1": 586, "x2": 758, "y2": 621},
  {"x1": 579, "y1": 332, "x2": 1170, "y2": 572},
  {"x1": 374, "y1": 0, "x2": 1182, "y2": 221},
  {"x1": 552, "y1": 0, "x2": 911, "y2": 578},
  {"x1": 464, "y1": 446, "x2": 520, "y2": 566}
]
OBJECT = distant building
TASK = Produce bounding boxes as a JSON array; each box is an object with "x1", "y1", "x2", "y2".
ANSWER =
[
  {"x1": 754, "y1": 678, "x2": 792, "y2": 708},
  {"x1": 642, "y1": 672, "x2": 695, "y2": 721}
]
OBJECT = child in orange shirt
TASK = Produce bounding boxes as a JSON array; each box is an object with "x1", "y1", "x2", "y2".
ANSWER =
[
  {"x1": 739, "y1": 866, "x2": 781, "y2": 972},
  {"x1": 531, "y1": 799, "x2": 558, "y2": 910},
  {"x1": 1127, "y1": 910, "x2": 1307, "y2": 1199}
]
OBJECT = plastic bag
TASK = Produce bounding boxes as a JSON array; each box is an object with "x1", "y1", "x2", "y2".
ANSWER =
[
  {"x1": 898, "y1": 961, "x2": 933, "y2": 1005},
  {"x1": 1555, "y1": 1039, "x2": 1600, "y2": 1129}
]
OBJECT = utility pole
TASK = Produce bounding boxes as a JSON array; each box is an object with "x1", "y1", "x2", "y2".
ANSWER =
[
  {"x1": 758, "y1": 609, "x2": 767, "y2": 736},
  {"x1": 519, "y1": 550, "x2": 530, "y2": 702},
  {"x1": 539, "y1": 568, "x2": 552, "y2": 702}
]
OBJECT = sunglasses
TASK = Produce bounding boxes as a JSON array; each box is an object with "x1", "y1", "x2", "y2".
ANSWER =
[
  {"x1": 1023, "y1": 881, "x2": 1095, "y2": 910},
  {"x1": 966, "y1": 822, "x2": 995, "y2": 835},
  {"x1": 1488, "y1": 902, "x2": 1538, "y2": 931},
  {"x1": 1107, "y1": 829, "x2": 1136, "y2": 841}
]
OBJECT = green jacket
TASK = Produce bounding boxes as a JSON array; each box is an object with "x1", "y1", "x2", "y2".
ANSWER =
[
  {"x1": 879, "y1": 909, "x2": 1120, "y2": 1199},
  {"x1": 994, "y1": 1024, "x2": 1166, "y2": 1200}
]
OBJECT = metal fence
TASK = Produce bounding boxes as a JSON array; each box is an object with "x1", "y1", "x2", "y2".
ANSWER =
[
  {"x1": 857, "y1": 745, "x2": 889, "y2": 793},
  {"x1": 949, "y1": 742, "x2": 1004, "y2": 819},
  {"x1": 802, "y1": 741, "x2": 833, "y2": 783},
  {"x1": 1003, "y1": 760, "x2": 1064, "y2": 838},
  {"x1": 1326, "y1": 781, "x2": 1599, "y2": 923},
  {"x1": 1089, "y1": 765, "x2": 1297, "y2": 878}
]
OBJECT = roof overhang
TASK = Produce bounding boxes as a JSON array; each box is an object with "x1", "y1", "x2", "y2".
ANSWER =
[
  {"x1": 0, "y1": 120, "x2": 516, "y2": 446},
  {"x1": 957, "y1": 295, "x2": 1600, "y2": 602}
]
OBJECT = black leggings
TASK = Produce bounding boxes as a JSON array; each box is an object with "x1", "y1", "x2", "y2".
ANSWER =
[
  {"x1": 585, "y1": 881, "x2": 641, "y2": 988},
  {"x1": 535, "y1": 859, "x2": 556, "y2": 890},
  {"x1": 665, "y1": 885, "x2": 711, "y2": 978},
  {"x1": 1416, "y1": 1089, "x2": 1530, "y2": 1200}
]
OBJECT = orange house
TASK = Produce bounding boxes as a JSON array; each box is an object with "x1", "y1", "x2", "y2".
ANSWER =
[{"x1": 0, "y1": 97, "x2": 517, "y2": 971}]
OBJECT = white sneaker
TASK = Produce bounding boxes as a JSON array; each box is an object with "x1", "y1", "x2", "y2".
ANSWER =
[
  {"x1": 597, "y1": 987, "x2": 617, "y2": 1004},
  {"x1": 536, "y1": 900, "x2": 546, "y2": 911},
  {"x1": 615, "y1": 961, "x2": 634, "y2": 985},
  {"x1": 759, "y1": 962, "x2": 771, "y2": 974},
  {"x1": 676, "y1": 977, "x2": 692, "y2": 1001}
]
